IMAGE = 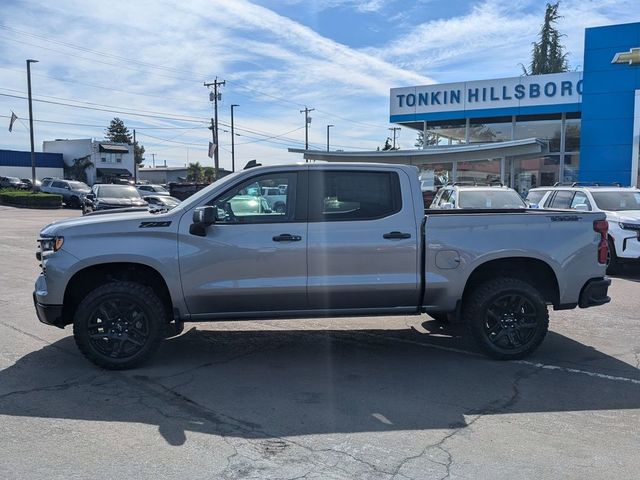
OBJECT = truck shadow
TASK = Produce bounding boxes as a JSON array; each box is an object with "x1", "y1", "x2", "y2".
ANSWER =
[{"x1": 1, "y1": 325, "x2": 638, "y2": 446}]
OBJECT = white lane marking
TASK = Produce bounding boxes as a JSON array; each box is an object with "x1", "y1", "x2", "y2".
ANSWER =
[
  {"x1": 361, "y1": 332, "x2": 640, "y2": 386},
  {"x1": 372, "y1": 413, "x2": 393, "y2": 425},
  {"x1": 514, "y1": 360, "x2": 640, "y2": 386}
]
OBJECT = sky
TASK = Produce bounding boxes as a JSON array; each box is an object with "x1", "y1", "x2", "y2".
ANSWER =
[{"x1": 0, "y1": 0, "x2": 636, "y2": 170}]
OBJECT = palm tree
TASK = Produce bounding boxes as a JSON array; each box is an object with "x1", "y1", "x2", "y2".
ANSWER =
[
  {"x1": 187, "y1": 162, "x2": 203, "y2": 182},
  {"x1": 64, "y1": 155, "x2": 94, "y2": 183}
]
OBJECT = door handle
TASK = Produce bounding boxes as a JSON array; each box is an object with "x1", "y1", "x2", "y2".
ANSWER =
[
  {"x1": 272, "y1": 233, "x2": 302, "y2": 242},
  {"x1": 383, "y1": 231, "x2": 412, "y2": 239}
]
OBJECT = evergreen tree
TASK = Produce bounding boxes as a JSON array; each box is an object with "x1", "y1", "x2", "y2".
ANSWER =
[
  {"x1": 105, "y1": 117, "x2": 145, "y2": 165},
  {"x1": 105, "y1": 117, "x2": 132, "y2": 143},
  {"x1": 523, "y1": 2, "x2": 569, "y2": 75}
]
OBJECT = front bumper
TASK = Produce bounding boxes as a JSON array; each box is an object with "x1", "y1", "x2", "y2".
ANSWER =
[
  {"x1": 33, "y1": 291, "x2": 65, "y2": 328},
  {"x1": 578, "y1": 277, "x2": 611, "y2": 308}
]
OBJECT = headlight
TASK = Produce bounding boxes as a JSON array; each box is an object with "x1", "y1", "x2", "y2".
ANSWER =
[
  {"x1": 39, "y1": 236, "x2": 64, "y2": 253},
  {"x1": 619, "y1": 222, "x2": 640, "y2": 231}
]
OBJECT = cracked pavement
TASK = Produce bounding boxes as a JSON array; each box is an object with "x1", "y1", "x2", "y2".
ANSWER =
[{"x1": 1, "y1": 207, "x2": 639, "y2": 479}]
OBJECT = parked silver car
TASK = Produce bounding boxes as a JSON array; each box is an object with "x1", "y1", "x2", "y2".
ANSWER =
[{"x1": 40, "y1": 178, "x2": 91, "y2": 208}]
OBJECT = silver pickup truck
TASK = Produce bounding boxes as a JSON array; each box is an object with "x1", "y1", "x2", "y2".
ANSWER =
[{"x1": 33, "y1": 163, "x2": 611, "y2": 369}]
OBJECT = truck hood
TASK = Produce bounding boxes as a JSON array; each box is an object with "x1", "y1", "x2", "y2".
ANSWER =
[
  {"x1": 605, "y1": 210, "x2": 640, "y2": 223},
  {"x1": 40, "y1": 209, "x2": 178, "y2": 237}
]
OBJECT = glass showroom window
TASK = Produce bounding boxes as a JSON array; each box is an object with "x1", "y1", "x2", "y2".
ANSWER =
[
  {"x1": 512, "y1": 155, "x2": 560, "y2": 197},
  {"x1": 515, "y1": 114, "x2": 562, "y2": 152},
  {"x1": 457, "y1": 158, "x2": 502, "y2": 184},
  {"x1": 423, "y1": 121, "x2": 466, "y2": 146},
  {"x1": 468, "y1": 117, "x2": 512, "y2": 143}
]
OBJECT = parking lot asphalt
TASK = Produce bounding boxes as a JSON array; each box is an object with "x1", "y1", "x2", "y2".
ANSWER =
[{"x1": 0, "y1": 205, "x2": 638, "y2": 480}]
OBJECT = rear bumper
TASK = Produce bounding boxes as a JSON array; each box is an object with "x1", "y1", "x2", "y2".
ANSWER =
[
  {"x1": 578, "y1": 277, "x2": 611, "y2": 308},
  {"x1": 33, "y1": 291, "x2": 65, "y2": 328}
]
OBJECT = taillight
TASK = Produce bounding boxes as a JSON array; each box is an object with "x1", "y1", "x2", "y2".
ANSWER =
[{"x1": 593, "y1": 220, "x2": 608, "y2": 264}]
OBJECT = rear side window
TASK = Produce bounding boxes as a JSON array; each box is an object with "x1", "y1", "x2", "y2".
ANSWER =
[
  {"x1": 309, "y1": 171, "x2": 401, "y2": 221},
  {"x1": 548, "y1": 190, "x2": 574, "y2": 209}
]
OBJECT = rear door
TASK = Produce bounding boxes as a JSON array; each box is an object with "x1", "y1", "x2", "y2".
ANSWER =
[{"x1": 306, "y1": 168, "x2": 419, "y2": 311}]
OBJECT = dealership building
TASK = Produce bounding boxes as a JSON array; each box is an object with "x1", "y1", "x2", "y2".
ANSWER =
[{"x1": 292, "y1": 22, "x2": 640, "y2": 195}]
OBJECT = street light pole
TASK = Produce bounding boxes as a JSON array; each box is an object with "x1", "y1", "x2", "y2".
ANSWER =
[
  {"x1": 326, "y1": 124, "x2": 334, "y2": 152},
  {"x1": 231, "y1": 104, "x2": 239, "y2": 172},
  {"x1": 26, "y1": 59, "x2": 39, "y2": 192}
]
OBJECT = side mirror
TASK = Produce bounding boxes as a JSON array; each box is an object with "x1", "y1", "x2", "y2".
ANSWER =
[
  {"x1": 190, "y1": 206, "x2": 216, "y2": 236},
  {"x1": 574, "y1": 203, "x2": 589, "y2": 211},
  {"x1": 192, "y1": 206, "x2": 216, "y2": 225},
  {"x1": 86, "y1": 193, "x2": 95, "y2": 200},
  {"x1": 440, "y1": 202, "x2": 454, "y2": 210},
  {"x1": 528, "y1": 203, "x2": 539, "y2": 209}
]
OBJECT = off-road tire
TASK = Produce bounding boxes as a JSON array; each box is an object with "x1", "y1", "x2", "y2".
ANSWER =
[
  {"x1": 464, "y1": 277, "x2": 549, "y2": 360},
  {"x1": 73, "y1": 281, "x2": 167, "y2": 369}
]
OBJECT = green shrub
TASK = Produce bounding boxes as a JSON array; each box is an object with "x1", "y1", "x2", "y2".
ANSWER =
[{"x1": 0, "y1": 190, "x2": 62, "y2": 208}]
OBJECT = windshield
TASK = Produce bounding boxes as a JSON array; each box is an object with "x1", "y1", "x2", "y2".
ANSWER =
[
  {"x1": 98, "y1": 185, "x2": 141, "y2": 198},
  {"x1": 68, "y1": 181, "x2": 90, "y2": 190},
  {"x1": 525, "y1": 190, "x2": 548, "y2": 205},
  {"x1": 591, "y1": 191, "x2": 640, "y2": 211},
  {"x1": 459, "y1": 190, "x2": 526, "y2": 209}
]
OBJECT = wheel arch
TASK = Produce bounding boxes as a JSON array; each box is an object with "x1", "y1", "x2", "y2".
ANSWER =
[
  {"x1": 62, "y1": 262, "x2": 173, "y2": 327},
  {"x1": 461, "y1": 257, "x2": 560, "y2": 308}
]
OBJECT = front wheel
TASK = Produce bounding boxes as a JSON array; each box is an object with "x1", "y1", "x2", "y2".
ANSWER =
[
  {"x1": 464, "y1": 278, "x2": 549, "y2": 360},
  {"x1": 606, "y1": 238, "x2": 622, "y2": 275},
  {"x1": 73, "y1": 281, "x2": 167, "y2": 369}
]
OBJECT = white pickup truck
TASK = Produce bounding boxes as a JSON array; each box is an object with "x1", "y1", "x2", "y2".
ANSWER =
[{"x1": 34, "y1": 163, "x2": 611, "y2": 369}]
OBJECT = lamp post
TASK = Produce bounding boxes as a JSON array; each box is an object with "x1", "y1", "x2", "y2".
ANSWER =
[
  {"x1": 326, "y1": 124, "x2": 334, "y2": 152},
  {"x1": 231, "y1": 104, "x2": 239, "y2": 172},
  {"x1": 26, "y1": 59, "x2": 39, "y2": 192}
]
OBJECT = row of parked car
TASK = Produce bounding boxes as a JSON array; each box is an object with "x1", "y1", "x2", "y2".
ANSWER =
[{"x1": 0, "y1": 176, "x2": 182, "y2": 213}]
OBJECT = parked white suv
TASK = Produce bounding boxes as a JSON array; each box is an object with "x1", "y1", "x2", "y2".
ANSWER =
[
  {"x1": 527, "y1": 184, "x2": 640, "y2": 272},
  {"x1": 430, "y1": 184, "x2": 527, "y2": 210}
]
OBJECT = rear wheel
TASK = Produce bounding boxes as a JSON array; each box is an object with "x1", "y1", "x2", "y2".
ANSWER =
[
  {"x1": 464, "y1": 278, "x2": 548, "y2": 360},
  {"x1": 73, "y1": 281, "x2": 167, "y2": 369}
]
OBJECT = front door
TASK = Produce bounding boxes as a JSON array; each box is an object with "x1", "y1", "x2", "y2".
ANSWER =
[
  {"x1": 178, "y1": 170, "x2": 307, "y2": 316},
  {"x1": 306, "y1": 169, "x2": 420, "y2": 311}
]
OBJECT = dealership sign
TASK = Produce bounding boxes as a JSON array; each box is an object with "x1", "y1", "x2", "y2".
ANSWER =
[{"x1": 390, "y1": 72, "x2": 583, "y2": 119}]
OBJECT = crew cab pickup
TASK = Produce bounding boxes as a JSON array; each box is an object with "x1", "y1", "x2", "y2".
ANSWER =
[{"x1": 33, "y1": 163, "x2": 611, "y2": 369}]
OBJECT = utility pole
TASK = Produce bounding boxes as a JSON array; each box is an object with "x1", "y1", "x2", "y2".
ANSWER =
[
  {"x1": 204, "y1": 78, "x2": 225, "y2": 179},
  {"x1": 26, "y1": 59, "x2": 38, "y2": 192},
  {"x1": 151, "y1": 153, "x2": 156, "y2": 168},
  {"x1": 389, "y1": 127, "x2": 401, "y2": 150},
  {"x1": 326, "y1": 124, "x2": 334, "y2": 152},
  {"x1": 230, "y1": 104, "x2": 239, "y2": 173},
  {"x1": 300, "y1": 106, "x2": 314, "y2": 157},
  {"x1": 133, "y1": 129, "x2": 137, "y2": 184}
]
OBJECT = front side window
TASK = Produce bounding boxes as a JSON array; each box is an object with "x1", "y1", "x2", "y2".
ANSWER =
[
  {"x1": 459, "y1": 190, "x2": 526, "y2": 209},
  {"x1": 52, "y1": 180, "x2": 66, "y2": 189},
  {"x1": 208, "y1": 172, "x2": 296, "y2": 224},
  {"x1": 308, "y1": 171, "x2": 401, "y2": 221}
]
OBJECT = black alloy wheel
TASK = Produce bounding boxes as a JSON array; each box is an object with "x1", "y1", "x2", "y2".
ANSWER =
[
  {"x1": 87, "y1": 298, "x2": 150, "y2": 359},
  {"x1": 465, "y1": 278, "x2": 549, "y2": 360},
  {"x1": 73, "y1": 281, "x2": 166, "y2": 369},
  {"x1": 606, "y1": 238, "x2": 622, "y2": 274}
]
